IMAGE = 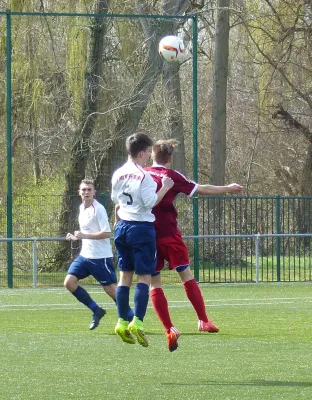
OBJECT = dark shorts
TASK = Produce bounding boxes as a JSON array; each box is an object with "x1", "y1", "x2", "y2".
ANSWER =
[
  {"x1": 67, "y1": 255, "x2": 117, "y2": 286},
  {"x1": 155, "y1": 233, "x2": 190, "y2": 272},
  {"x1": 114, "y1": 220, "x2": 156, "y2": 275}
]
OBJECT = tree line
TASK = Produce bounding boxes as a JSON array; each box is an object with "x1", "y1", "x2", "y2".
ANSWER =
[
  {"x1": 0, "y1": 1, "x2": 311, "y2": 240},
  {"x1": 0, "y1": 0, "x2": 312, "y2": 274}
]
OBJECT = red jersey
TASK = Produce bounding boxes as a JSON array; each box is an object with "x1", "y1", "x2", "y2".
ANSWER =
[{"x1": 144, "y1": 165, "x2": 198, "y2": 238}]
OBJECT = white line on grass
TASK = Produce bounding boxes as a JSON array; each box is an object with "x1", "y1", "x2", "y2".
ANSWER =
[
  {"x1": 2, "y1": 288, "x2": 312, "y2": 303},
  {"x1": 0, "y1": 298, "x2": 311, "y2": 312}
]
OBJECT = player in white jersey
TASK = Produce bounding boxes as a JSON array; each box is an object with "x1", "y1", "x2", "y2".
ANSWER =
[
  {"x1": 111, "y1": 132, "x2": 174, "y2": 347},
  {"x1": 64, "y1": 179, "x2": 133, "y2": 330}
]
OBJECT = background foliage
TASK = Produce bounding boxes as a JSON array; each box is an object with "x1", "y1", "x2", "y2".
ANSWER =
[
  {"x1": 1, "y1": 1, "x2": 312, "y2": 285},
  {"x1": 1, "y1": 0, "x2": 311, "y2": 196}
]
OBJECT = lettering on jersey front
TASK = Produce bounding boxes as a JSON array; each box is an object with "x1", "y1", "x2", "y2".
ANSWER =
[{"x1": 116, "y1": 173, "x2": 143, "y2": 182}]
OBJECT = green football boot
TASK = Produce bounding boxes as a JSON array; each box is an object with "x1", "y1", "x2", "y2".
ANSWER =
[
  {"x1": 128, "y1": 317, "x2": 148, "y2": 348},
  {"x1": 115, "y1": 318, "x2": 135, "y2": 344}
]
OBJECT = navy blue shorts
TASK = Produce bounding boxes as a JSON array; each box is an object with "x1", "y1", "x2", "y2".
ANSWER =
[
  {"x1": 114, "y1": 220, "x2": 156, "y2": 275},
  {"x1": 67, "y1": 256, "x2": 117, "y2": 286}
]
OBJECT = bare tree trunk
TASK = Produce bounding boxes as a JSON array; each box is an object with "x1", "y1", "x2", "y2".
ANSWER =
[
  {"x1": 301, "y1": 145, "x2": 312, "y2": 196},
  {"x1": 96, "y1": 0, "x2": 190, "y2": 196},
  {"x1": 162, "y1": 46, "x2": 185, "y2": 173},
  {"x1": 272, "y1": 105, "x2": 312, "y2": 242},
  {"x1": 95, "y1": 32, "x2": 164, "y2": 208},
  {"x1": 211, "y1": 0, "x2": 230, "y2": 185},
  {"x1": 160, "y1": 0, "x2": 188, "y2": 173},
  {"x1": 210, "y1": 1, "x2": 230, "y2": 266},
  {"x1": 55, "y1": 0, "x2": 110, "y2": 269},
  {"x1": 31, "y1": 123, "x2": 41, "y2": 184},
  {"x1": 272, "y1": 104, "x2": 312, "y2": 197},
  {"x1": 26, "y1": 27, "x2": 41, "y2": 184}
]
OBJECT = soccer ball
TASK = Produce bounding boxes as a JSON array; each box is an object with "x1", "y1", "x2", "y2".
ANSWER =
[{"x1": 158, "y1": 35, "x2": 184, "y2": 62}]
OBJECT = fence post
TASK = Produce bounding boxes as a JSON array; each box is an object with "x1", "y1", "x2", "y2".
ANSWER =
[
  {"x1": 6, "y1": 10, "x2": 13, "y2": 289},
  {"x1": 276, "y1": 195, "x2": 281, "y2": 282},
  {"x1": 192, "y1": 15, "x2": 199, "y2": 282},
  {"x1": 255, "y1": 233, "x2": 260, "y2": 284},
  {"x1": 193, "y1": 198, "x2": 199, "y2": 281},
  {"x1": 32, "y1": 239, "x2": 38, "y2": 288}
]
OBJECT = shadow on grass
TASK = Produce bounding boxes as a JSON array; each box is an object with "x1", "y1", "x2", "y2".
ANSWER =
[{"x1": 161, "y1": 380, "x2": 312, "y2": 387}]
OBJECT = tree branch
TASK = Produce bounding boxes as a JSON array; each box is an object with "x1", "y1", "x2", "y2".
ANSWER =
[{"x1": 272, "y1": 104, "x2": 312, "y2": 143}]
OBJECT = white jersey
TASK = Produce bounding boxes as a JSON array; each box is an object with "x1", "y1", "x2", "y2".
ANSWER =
[
  {"x1": 78, "y1": 199, "x2": 113, "y2": 259},
  {"x1": 111, "y1": 161, "x2": 158, "y2": 222}
]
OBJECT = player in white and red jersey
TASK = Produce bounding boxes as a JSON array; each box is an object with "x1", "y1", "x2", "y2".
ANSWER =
[
  {"x1": 145, "y1": 139, "x2": 243, "y2": 352},
  {"x1": 111, "y1": 132, "x2": 174, "y2": 347}
]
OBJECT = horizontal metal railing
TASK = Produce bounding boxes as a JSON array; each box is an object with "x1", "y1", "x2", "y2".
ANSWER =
[
  {"x1": 0, "y1": 237, "x2": 66, "y2": 288},
  {"x1": 1, "y1": 233, "x2": 312, "y2": 288}
]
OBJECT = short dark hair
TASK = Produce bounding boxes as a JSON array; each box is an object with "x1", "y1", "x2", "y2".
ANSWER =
[
  {"x1": 126, "y1": 132, "x2": 153, "y2": 157},
  {"x1": 80, "y1": 178, "x2": 95, "y2": 189}
]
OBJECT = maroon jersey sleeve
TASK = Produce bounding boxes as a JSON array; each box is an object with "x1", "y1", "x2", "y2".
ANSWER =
[
  {"x1": 144, "y1": 166, "x2": 197, "y2": 238},
  {"x1": 168, "y1": 169, "x2": 197, "y2": 197}
]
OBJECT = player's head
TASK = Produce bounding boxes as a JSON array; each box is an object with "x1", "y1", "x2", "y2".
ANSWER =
[
  {"x1": 79, "y1": 178, "x2": 96, "y2": 203},
  {"x1": 152, "y1": 139, "x2": 179, "y2": 165},
  {"x1": 126, "y1": 132, "x2": 153, "y2": 165}
]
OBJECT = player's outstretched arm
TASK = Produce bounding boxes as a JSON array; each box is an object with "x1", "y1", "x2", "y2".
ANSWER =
[{"x1": 196, "y1": 183, "x2": 243, "y2": 196}]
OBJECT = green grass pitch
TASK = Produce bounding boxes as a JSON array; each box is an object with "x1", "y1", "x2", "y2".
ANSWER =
[{"x1": 0, "y1": 283, "x2": 311, "y2": 400}]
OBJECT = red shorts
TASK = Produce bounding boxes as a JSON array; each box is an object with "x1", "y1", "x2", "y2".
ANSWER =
[{"x1": 156, "y1": 233, "x2": 190, "y2": 272}]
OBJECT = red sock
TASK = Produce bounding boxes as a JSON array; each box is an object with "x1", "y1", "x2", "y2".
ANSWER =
[
  {"x1": 183, "y1": 279, "x2": 208, "y2": 322},
  {"x1": 151, "y1": 288, "x2": 174, "y2": 333}
]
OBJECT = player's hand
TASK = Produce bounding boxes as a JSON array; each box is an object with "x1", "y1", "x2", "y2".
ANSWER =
[
  {"x1": 227, "y1": 183, "x2": 243, "y2": 194},
  {"x1": 66, "y1": 233, "x2": 78, "y2": 241},
  {"x1": 161, "y1": 176, "x2": 174, "y2": 189},
  {"x1": 74, "y1": 230, "x2": 84, "y2": 238}
]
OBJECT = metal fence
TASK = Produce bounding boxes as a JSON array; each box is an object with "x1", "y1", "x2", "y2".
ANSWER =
[
  {"x1": 1, "y1": 232, "x2": 312, "y2": 288},
  {"x1": 1, "y1": 195, "x2": 312, "y2": 287}
]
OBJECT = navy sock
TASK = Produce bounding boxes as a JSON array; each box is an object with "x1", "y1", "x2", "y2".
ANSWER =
[
  {"x1": 113, "y1": 296, "x2": 133, "y2": 320},
  {"x1": 127, "y1": 307, "x2": 134, "y2": 322},
  {"x1": 134, "y1": 282, "x2": 149, "y2": 321},
  {"x1": 116, "y1": 286, "x2": 130, "y2": 320},
  {"x1": 72, "y1": 286, "x2": 98, "y2": 313},
  {"x1": 113, "y1": 296, "x2": 133, "y2": 319}
]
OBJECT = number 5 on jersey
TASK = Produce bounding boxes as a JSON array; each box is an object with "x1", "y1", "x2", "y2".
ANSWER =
[{"x1": 122, "y1": 192, "x2": 133, "y2": 205}]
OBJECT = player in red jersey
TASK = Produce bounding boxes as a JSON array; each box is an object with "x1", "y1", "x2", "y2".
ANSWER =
[{"x1": 144, "y1": 139, "x2": 243, "y2": 352}]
